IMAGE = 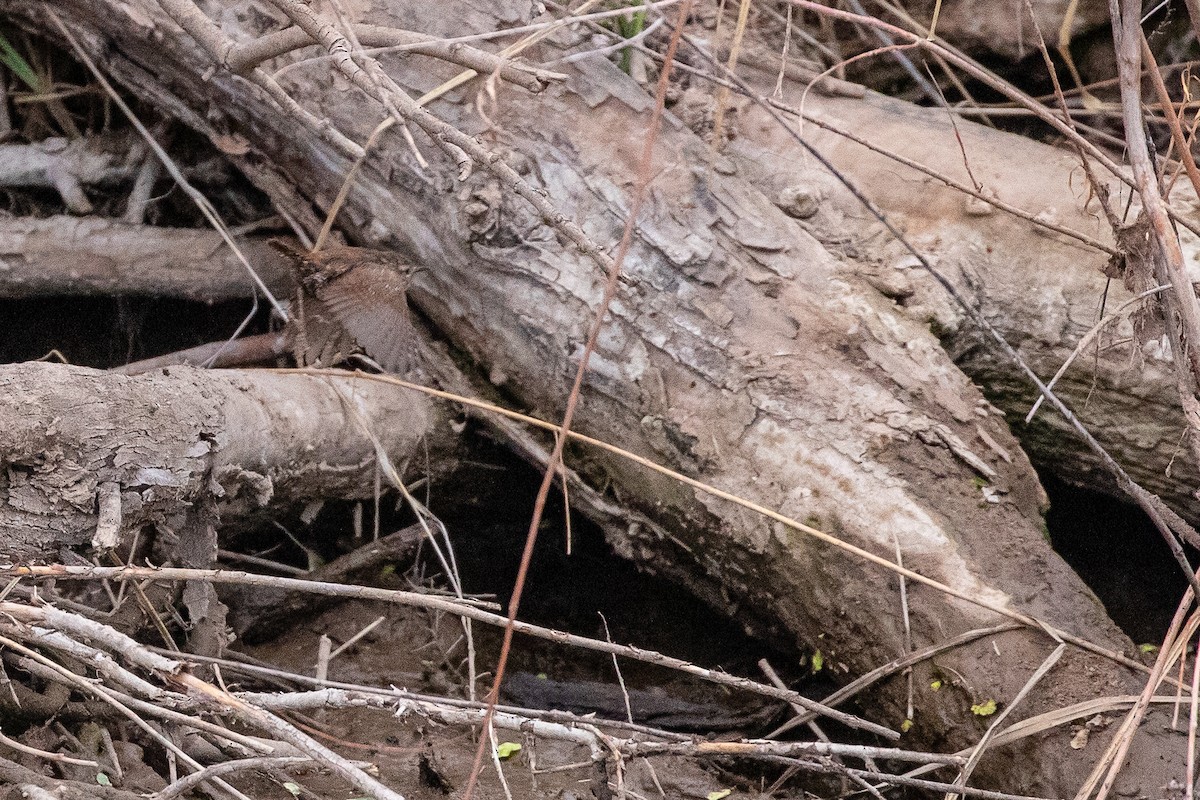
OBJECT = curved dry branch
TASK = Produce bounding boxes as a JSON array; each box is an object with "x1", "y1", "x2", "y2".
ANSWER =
[{"x1": 227, "y1": 22, "x2": 563, "y2": 90}]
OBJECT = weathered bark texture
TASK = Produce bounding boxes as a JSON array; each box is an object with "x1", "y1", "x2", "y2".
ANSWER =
[
  {"x1": 730, "y1": 84, "x2": 1200, "y2": 521},
  {"x1": 0, "y1": 215, "x2": 291, "y2": 300},
  {"x1": 1, "y1": 1, "x2": 1185, "y2": 793},
  {"x1": 0, "y1": 363, "x2": 431, "y2": 559}
]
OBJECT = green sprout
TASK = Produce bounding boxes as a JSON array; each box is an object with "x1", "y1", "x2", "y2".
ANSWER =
[{"x1": 0, "y1": 32, "x2": 38, "y2": 91}]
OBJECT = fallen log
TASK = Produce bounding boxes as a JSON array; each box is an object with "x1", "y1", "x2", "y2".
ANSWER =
[
  {"x1": 1, "y1": 1, "x2": 1186, "y2": 794},
  {"x1": 733, "y1": 78, "x2": 1200, "y2": 522},
  {"x1": 0, "y1": 215, "x2": 292, "y2": 301},
  {"x1": 0, "y1": 363, "x2": 432, "y2": 559}
]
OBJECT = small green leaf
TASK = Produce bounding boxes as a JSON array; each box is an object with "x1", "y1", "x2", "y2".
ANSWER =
[
  {"x1": 1138, "y1": 643, "x2": 1158, "y2": 654},
  {"x1": 283, "y1": 782, "x2": 302, "y2": 796},
  {"x1": 0, "y1": 33, "x2": 39, "y2": 91},
  {"x1": 707, "y1": 791, "x2": 732, "y2": 800},
  {"x1": 971, "y1": 699, "x2": 997, "y2": 716},
  {"x1": 900, "y1": 718, "x2": 914, "y2": 733},
  {"x1": 96, "y1": 774, "x2": 112, "y2": 787},
  {"x1": 811, "y1": 649, "x2": 824, "y2": 673},
  {"x1": 496, "y1": 741, "x2": 522, "y2": 759},
  {"x1": 930, "y1": 679, "x2": 943, "y2": 691}
]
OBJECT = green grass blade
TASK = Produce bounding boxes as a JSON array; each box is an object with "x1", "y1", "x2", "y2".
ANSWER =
[{"x1": 0, "y1": 32, "x2": 40, "y2": 91}]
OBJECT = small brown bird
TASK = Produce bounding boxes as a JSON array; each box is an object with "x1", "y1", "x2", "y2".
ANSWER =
[{"x1": 270, "y1": 239, "x2": 421, "y2": 374}]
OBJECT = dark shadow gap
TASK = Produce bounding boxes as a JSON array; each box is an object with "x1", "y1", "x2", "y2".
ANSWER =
[
  {"x1": 0, "y1": 296, "x2": 271, "y2": 368},
  {"x1": 1041, "y1": 473, "x2": 1192, "y2": 644},
  {"x1": 426, "y1": 431, "x2": 812, "y2": 691}
]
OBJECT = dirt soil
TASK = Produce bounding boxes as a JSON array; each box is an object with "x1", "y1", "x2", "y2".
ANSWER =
[
  {"x1": 219, "y1": 443, "x2": 820, "y2": 800},
  {"x1": 238, "y1": 597, "x2": 787, "y2": 800}
]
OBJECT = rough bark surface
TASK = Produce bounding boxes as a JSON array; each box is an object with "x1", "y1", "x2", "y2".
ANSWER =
[
  {"x1": 0, "y1": 215, "x2": 291, "y2": 300},
  {"x1": 0, "y1": 363, "x2": 431, "y2": 560},
  {"x1": 1, "y1": 1, "x2": 1184, "y2": 793},
  {"x1": 736, "y1": 85, "x2": 1200, "y2": 521}
]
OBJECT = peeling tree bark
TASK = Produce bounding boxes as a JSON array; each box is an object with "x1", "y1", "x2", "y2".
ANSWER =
[{"x1": 1, "y1": 1, "x2": 1186, "y2": 794}]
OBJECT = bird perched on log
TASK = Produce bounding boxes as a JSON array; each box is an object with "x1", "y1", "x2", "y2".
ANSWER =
[{"x1": 270, "y1": 239, "x2": 421, "y2": 375}]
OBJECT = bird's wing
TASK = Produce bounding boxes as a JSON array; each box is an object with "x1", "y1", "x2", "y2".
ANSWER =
[
  {"x1": 288, "y1": 296, "x2": 357, "y2": 368},
  {"x1": 316, "y1": 264, "x2": 418, "y2": 374}
]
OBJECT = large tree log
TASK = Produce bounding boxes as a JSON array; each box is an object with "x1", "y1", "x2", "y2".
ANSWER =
[
  {"x1": 3, "y1": 1, "x2": 1186, "y2": 793},
  {"x1": 728, "y1": 82, "x2": 1200, "y2": 520}
]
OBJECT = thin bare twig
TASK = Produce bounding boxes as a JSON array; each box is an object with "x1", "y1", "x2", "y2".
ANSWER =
[
  {"x1": 0, "y1": 728, "x2": 98, "y2": 768},
  {"x1": 227, "y1": 23, "x2": 561, "y2": 90},
  {"x1": 768, "y1": 623, "x2": 1023, "y2": 737},
  {"x1": 952, "y1": 644, "x2": 1066, "y2": 797},
  {"x1": 462, "y1": 2, "x2": 691, "y2": 797},
  {"x1": 155, "y1": 757, "x2": 313, "y2": 800},
  {"x1": 154, "y1": 0, "x2": 363, "y2": 158},
  {"x1": 2, "y1": 602, "x2": 406, "y2": 800},
  {"x1": 0, "y1": 634, "x2": 252, "y2": 800},
  {"x1": 1026, "y1": 285, "x2": 1171, "y2": 423},
  {"x1": 1079, "y1": 591, "x2": 1199, "y2": 800},
  {"x1": 0, "y1": 566, "x2": 893, "y2": 738}
]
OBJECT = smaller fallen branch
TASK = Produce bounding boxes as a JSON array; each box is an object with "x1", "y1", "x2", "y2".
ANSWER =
[
  {"x1": 225, "y1": 22, "x2": 564, "y2": 90},
  {"x1": 0, "y1": 602, "x2": 407, "y2": 800},
  {"x1": 0, "y1": 216, "x2": 292, "y2": 300},
  {"x1": 0, "y1": 595, "x2": 1055, "y2": 800},
  {"x1": 5, "y1": 563, "x2": 895, "y2": 739},
  {"x1": 0, "y1": 363, "x2": 435, "y2": 559},
  {"x1": 225, "y1": 522, "x2": 425, "y2": 639},
  {"x1": 0, "y1": 131, "x2": 224, "y2": 213},
  {"x1": 113, "y1": 333, "x2": 289, "y2": 374}
]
